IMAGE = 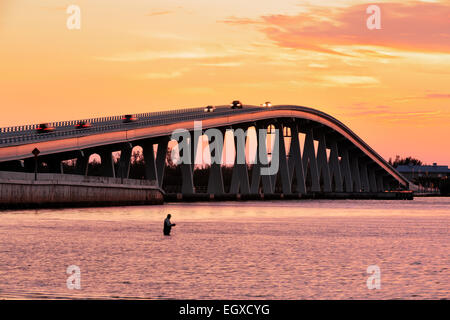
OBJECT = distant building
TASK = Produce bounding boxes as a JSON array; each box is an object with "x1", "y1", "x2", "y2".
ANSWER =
[{"x1": 396, "y1": 163, "x2": 450, "y2": 180}]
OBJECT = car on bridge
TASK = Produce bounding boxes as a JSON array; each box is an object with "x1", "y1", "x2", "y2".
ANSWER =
[
  {"x1": 36, "y1": 123, "x2": 55, "y2": 134},
  {"x1": 75, "y1": 121, "x2": 92, "y2": 129},
  {"x1": 204, "y1": 105, "x2": 215, "y2": 113},
  {"x1": 261, "y1": 101, "x2": 272, "y2": 107},
  {"x1": 122, "y1": 115, "x2": 138, "y2": 123},
  {"x1": 230, "y1": 100, "x2": 243, "y2": 109}
]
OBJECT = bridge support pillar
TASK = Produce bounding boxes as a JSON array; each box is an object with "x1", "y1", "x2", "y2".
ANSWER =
[
  {"x1": 288, "y1": 123, "x2": 306, "y2": 194},
  {"x1": 118, "y1": 143, "x2": 132, "y2": 179},
  {"x1": 359, "y1": 159, "x2": 370, "y2": 193},
  {"x1": 143, "y1": 141, "x2": 157, "y2": 183},
  {"x1": 340, "y1": 147, "x2": 353, "y2": 192},
  {"x1": 75, "y1": 151, "x2": 90, "y2": 176},
  {"x1": 205, "y1": 129, "x2": 225, "y2": 195},
  {"x1": 178, "y1": 133, "x2": 196, "y2": 195},
  {"x1": 368, "y1": 165, "x2": 378, "y2": 192},
  {"x1": 156, "y1": 137, "x2": 169, "y2": 188},
  {"x1": 99, "y1": 150, "x2": 115, "y2": 178},
  {"x1": 251, "y1": 125, "x2": 273, "y2": 195},
  {"x1": 316, "y1": 131, "x2": 332, "y2": 192},
  {"x1": 376, "y1": 171, "x2": 385, "y2": 192},
  {"x1": 383, "y1": 176, "x2": 392, "y2": 191},
  {"x1": 328, "y1": 138, "x2": 343, "y2": 192},
  {"x1": 143, "y1": 137, "x2": 169, "y2": 188},
  {"x1": 276, "y1": 123, "x2": 291, "y2": 195},
  {"x1": 350, "y1": 154, "x2": 362, "y2": 192},
  {"x1": 302, "y1": 128, "x2": 320, "y2": 192},
  {"x1": 230, "y1": 128, "x2": 250, "y2": 195},
  {"x1": 180, "y1": 164, "x2": 195, "y2": 194}
]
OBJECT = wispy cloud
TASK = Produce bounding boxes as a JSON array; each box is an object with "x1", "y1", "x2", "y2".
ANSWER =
[
  {"x1": 97, "y1": 50, "x2": 235, "y2": 62},
  {"x1": 393, "y1": 93, "x2": 450, "y2": 102},
  {"x1": 321, "y1": 75, "x2": 379, "y2": 86},
  {"x1": 142, "y1": 68, "x2": 190, "y2": 80},
  {"x1": 338, "y1": 104, "x2": 445, "y2": 121},
  {"x1": 198, "y1": 62, "x2": 242, "y2": 67},
  {"x1": 220, "y1": 17, "x2": 262, "y2": 25},
  {"x1": 145, "y1": 10, "x2": 173, "y2": 17},
  {"x1": 39, "y1": 6, "x2": 66, "y2": 12},
  {"x1": 308, "y1": 63, "x2": 328, "y2": 69},
  {"x1": 426, "y1": 93, "x2": 450, "y2": 99},
  {"x1": 143, "y1": 71, "x2": 184, "y2": 79}
]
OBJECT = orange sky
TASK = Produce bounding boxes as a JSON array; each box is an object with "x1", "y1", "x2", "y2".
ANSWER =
[{"x1": 0, "y1": 0, "x2": 449, "y2": 164}]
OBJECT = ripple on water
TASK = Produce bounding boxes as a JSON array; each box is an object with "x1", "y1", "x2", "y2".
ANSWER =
[{"x1": 0, "y1": 198, "x2": 449, "y2": 299}]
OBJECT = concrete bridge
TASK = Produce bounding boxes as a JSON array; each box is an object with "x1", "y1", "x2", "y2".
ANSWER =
[{"x1": 0, "y1": 104, "x2": 412, "y2": 205}]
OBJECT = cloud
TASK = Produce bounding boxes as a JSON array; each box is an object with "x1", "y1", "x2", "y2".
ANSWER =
[
  {"x1": 142, "y1": 68, "x2": 190, "y2": 79},
  {"x1": 198, "y1": 62, "x2": 242, "y2": 67},
  {"x1": 339, "y1": 104, "x2": 444, "y2": 120},
  {"x1": 426, "y1": 93, "x2": 450, "y2": 99},
  {"x1": 308, "y1": 63, "x2": 328, "y2": 68},
  {"x1": 220, "y1": 17, "x2": 262, "y2": 25},
  {"x1": 394, "y1": 93, "x2": 450, "y2": 102},
  {"x1": 145, "y1": 10, "x2": 173, "y2": 17},
  {"x1": 143, "y1": 71, "x2": 184, "y2": 79},
  {"x1": 97, "y1": 50, "x2": 235, "y2": 62},
  {"x1": 321, "y1": 75, "x2": 379, "y2": 86},
  {"x1": 225, "y1": 2, "x2": 450, "y2": 54},
  {"x1": 39, "y1": 6, "x2": 67, "y2": 12}
]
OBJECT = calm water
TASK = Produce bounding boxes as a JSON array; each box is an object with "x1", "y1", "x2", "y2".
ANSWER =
[{"x1": 0, "y1": 198, "x2": 449, "y2": 300}]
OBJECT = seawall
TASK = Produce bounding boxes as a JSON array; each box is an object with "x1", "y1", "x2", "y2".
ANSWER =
[{"x1": 0, "y1": 172, "x2": 164, "y2": 209}]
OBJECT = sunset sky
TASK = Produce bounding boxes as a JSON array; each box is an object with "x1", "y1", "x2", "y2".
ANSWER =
[{"x1": 0, "y1": 0, "x2": 449, "y2": 164}]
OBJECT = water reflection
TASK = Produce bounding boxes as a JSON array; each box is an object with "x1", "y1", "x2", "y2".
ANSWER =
[{"x1": 0, "y1": 198, "x2": 448, "y2": 299}]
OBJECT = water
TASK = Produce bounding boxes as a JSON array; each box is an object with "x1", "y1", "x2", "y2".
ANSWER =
[{"x1": 0, "y1": 198, "x2": 449, "y2": 300}]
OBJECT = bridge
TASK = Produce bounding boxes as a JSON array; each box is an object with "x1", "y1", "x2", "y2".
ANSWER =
[{"x1": 0, "y1": 104, "x2": 412, "y2": 205}]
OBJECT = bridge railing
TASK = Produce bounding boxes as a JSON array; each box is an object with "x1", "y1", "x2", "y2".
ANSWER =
[
  {"x1": 0, "y1": 106, "x2": 208, "y2": 140},
  {"x1": 0, "y1": 105, "x2": 264, "y2": 145},
  {"x1": 0, "y1": 106, "x2": 236, "y2": 145},
  {"x1": 0, "y1": 106, "x2": 206, "y2": 134}
]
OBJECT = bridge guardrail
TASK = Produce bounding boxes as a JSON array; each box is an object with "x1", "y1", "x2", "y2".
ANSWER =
[
  {"x1": 0, "y1": 105, "x2": 350, "y2": 147},
  {"x1": 0, "y1": 106, "x2": 207, "y2": 137},
  {"x1": 0, "y1": 105, "x2": 259, "y2": 145}
]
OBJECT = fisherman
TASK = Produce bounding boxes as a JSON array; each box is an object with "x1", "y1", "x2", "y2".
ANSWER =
[{"x1": 163, "y1": 214, "x2": 176, "y2": 236}]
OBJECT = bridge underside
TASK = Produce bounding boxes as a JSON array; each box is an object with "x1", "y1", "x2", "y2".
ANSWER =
[{"x1": 0, "y1": 116, "x2": 407, "y2": 199}]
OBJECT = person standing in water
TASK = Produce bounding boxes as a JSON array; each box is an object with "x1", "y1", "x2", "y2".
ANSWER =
[{"x1": 163, "y1": 214, "x2": 176, "y2": 236}]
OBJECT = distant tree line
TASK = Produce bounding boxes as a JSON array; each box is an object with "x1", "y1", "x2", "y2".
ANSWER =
[
  {"x1": 388, "y1": 155, "x2": 423, "y2": 167},
  {"x1": 389, "y1": 155, "x2": 449, "y2": 195}
]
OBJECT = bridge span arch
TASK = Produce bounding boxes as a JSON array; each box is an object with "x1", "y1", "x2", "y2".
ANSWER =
[{"x1": 0, "y1": 105, "x2": 410, "y2": 197}]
